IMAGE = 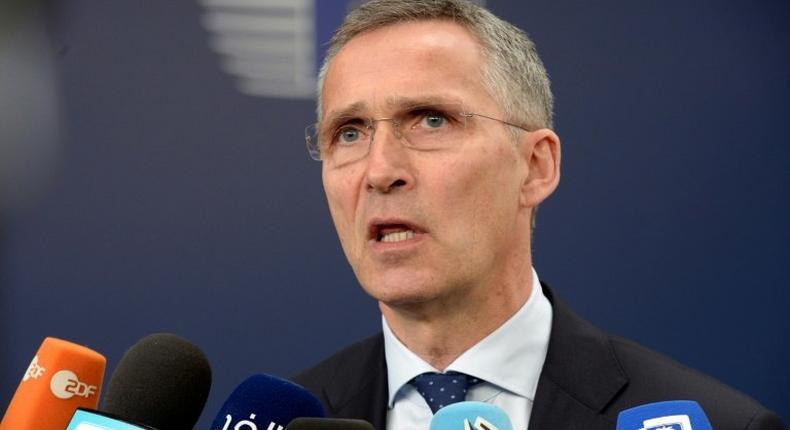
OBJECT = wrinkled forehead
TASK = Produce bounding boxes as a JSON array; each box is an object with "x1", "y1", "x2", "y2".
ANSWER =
[{"x1": 319, "y1": 20, "x2": 493, "y2": 121}]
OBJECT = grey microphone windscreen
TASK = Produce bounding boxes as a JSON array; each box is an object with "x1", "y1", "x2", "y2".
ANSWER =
[{"x1": 103, "y1": 333, "x2": 212, "y2": 430}]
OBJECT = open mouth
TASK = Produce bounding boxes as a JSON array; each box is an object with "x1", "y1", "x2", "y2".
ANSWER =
[{"x1": 370, "y1": 223, "x2": 420, "y2": 243}]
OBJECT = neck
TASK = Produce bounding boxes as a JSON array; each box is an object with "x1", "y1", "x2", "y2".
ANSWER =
[{"x1": 381, "y1": 262, "x2": 534, "y2": 370}]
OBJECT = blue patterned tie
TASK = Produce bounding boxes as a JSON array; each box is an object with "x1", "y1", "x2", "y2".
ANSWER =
[{"x1": 410, "y1": 371, "x2": 483, "y2": 414}]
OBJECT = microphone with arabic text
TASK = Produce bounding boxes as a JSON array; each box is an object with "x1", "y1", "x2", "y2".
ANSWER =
[
  {"x1": 616, "y1": 400, "x2": 712, "y2": 430},
  {"x1": 209, "y1": 374, "x2": 325, "y2": 430},
  {"x1": 285, "y1": 417, "x2": 375, "y2": 429},
  {"x1": 429, "y1": 401, "x2": 513, "y2": 430},
  {"x1": 0, "y1": 337, "x2": 106, "y2": 430},
  {"x1": 100, "y1": 333, "x2": 212, "y2": 430}
]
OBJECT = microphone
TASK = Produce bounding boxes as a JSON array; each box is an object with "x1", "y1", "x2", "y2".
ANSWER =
[
  {"x1": 616, "y1": 400, "x2": 712, "y2": 430},
  {"x1": 101, "y1": 333, "x2": 212, "y2": 430},
  {"x1": 285, "y1": 417, "x2": 375, "y2": 429},
  {"x1": 0, "y1": 337, "x2": 106, "y2": 430},
  {"x1": 209, "y1": 374, "x2": 325, "y2": 430},
  {"x1": 65, "y1": 408, "x2": 154, "y2": 430},
  {"x1": 429, "y1": 401, "x2": 513, "y2": 430}
]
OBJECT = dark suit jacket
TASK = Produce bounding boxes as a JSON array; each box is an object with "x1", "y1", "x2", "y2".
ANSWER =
[{"x1": 294, "y1": 283, "x2": 785, "y2": 429}]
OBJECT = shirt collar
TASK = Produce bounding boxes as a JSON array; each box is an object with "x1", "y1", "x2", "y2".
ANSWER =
[{"x1": 382, "y1": 268, "x2": 553, "y2": 407}]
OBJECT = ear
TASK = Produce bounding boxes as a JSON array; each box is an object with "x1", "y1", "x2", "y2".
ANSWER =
[{"x1": 518, "y1": 128, "x2": 561, "y2": 208}]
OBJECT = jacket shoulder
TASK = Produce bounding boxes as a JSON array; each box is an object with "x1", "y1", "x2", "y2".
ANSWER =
[
  {"x1": 607, "y1": 334, "x2": 785, "y2": 429},
  {"x1": 538, "y1": 283, "x2": 785, "y2": 429}
]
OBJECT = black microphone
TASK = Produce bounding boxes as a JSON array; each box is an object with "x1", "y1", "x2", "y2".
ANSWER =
[
  {"x1": 100, "y1": 333, "x2": 212, "y2": 430},
  {"x1": 285, "y1": 417, "x2": 375, "y2": 429}
]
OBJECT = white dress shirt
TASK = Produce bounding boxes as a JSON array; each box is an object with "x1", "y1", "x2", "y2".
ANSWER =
[{"x1": 383, "y1": 268, "x2": 553, "y2": 430}]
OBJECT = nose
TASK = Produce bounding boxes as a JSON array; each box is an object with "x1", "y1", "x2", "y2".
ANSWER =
[{"x1": 365, "y1": 120, "x2": 414, "y2": 194}]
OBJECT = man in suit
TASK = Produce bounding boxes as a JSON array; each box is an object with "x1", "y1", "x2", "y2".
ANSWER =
[{"x1": 295, "y1": 0, "x2": 785, "y2": 428}]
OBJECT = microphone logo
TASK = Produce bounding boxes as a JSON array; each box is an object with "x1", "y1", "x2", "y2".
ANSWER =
[
  {"x1": 221, "y1": 413, "x2": 283, "y2": 430},
  {"x1": 463, "y1": 417, "x2": 500, "y2": 430},
  {"x1": 23, "y1": 355, "x2": 46, "y2": 381},
  {"x1": 638, "y1": 414, "x2": 693, "y2": 430},
  {"x1": 50, "y1": 369, "x2": 98, "y2": 399}
]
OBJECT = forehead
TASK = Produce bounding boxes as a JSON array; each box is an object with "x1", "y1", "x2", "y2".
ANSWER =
[{"x1": 321, "y1": 20, "x2": 494, "y2": 120}]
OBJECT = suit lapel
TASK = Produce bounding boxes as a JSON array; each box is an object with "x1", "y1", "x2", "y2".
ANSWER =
[
  {"x1": 529, "y1": 284, "x2": 628, "y2": 429},
  {"x1": 317, "y1": 284, "x2": 627, "y2": 430},
  {"x1": 320, "y1": 334, "x2": 389, "y2": 430}
]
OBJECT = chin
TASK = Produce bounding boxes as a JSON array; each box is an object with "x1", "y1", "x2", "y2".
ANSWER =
[
  {"x1": 376, "y1": 292, "x2": 435, "y2": 308},
  {"x1": 359, "y1": 275, "x2": 445, "y2": 307}
]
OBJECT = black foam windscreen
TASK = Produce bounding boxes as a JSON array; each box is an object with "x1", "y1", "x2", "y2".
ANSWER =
[
  {"x1": 285, "y1": 417, "x2": 375, "y2": 430},
  {"x1": 102, "y1": 333, "x2": 212, "y2": 430}
]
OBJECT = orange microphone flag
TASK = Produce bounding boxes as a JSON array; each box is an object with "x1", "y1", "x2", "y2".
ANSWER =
[{"x1": 0, "y1": 337, "x2": 106, "y2": 430}]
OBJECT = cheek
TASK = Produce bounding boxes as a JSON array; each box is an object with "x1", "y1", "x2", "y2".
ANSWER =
[
  {"x1": 437, "y1": 147, "x2": 521, "y2": 239},
  {"x1": 444, "y1": 144, "x2": 518, "y2": 198},
  {"x1": 323, "y1": 170, "x2": 363, "y2": 243}
]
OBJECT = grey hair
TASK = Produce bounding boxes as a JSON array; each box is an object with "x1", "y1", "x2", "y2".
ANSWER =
[{"x1": 315, "y1": 0, "x2": 554, "y2": 133}]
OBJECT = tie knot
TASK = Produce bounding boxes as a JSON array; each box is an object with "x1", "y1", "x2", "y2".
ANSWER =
[{"x1": 409, "y1": 372, "x2": 483, "y2": 414}]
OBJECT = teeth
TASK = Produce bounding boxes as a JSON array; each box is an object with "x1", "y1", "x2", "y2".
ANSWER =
[{"x1": 381, "y1": 230, "x2": 416, "y2": 243}]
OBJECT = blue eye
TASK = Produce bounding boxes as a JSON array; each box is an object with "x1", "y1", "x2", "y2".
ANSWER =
[
  {"x1": 338, "y1": 127, "x2": 361, "y2": 145},
  {"x1": 422, "y1": 113, "x2": 446, "y2": 128}
]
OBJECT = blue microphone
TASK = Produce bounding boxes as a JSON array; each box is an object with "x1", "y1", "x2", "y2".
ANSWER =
[
  {"x1": 616, "y1": 400, "x2": 713, "y2": 430},
  {"x1": 65, "y1": 408, "x2": 154, "y2": 430},
  {"x1": 209, "y1": 374, "x2": 325, "y2": 430},
  {"x1": 429, "y1": 401, "x2": 513, "y2": 430}
]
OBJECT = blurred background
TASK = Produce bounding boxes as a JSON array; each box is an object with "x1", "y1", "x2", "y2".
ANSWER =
[{"x1": 1, "y1": 0, "x2": 788, "y2": 427}]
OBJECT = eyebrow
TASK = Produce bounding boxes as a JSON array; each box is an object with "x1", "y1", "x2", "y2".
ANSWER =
[
  {"x1": 322, "y1": 95, "x2": 465, "y2": 127},
  {"x1": 323, "y1": 101, "x2": 368, "y2": 130}
]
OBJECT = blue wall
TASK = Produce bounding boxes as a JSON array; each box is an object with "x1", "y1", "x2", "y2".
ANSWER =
[{"x1": 2, "y1": 1, "x2": 788, "y2": 428}]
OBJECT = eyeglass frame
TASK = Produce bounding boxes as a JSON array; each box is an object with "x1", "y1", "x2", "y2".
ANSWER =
[{"x1": 304, "y1": 104, "x2": 532, "y2": 164}]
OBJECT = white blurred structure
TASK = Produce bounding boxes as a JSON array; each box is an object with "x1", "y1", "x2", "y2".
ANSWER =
[{"x1": 200, "y1": 0, "x2": 317, "y2": 99}]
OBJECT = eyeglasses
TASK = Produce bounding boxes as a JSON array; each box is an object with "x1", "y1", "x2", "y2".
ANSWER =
[{"x1": 304, "y1": 103, "x2": 530, "y2": 167}]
